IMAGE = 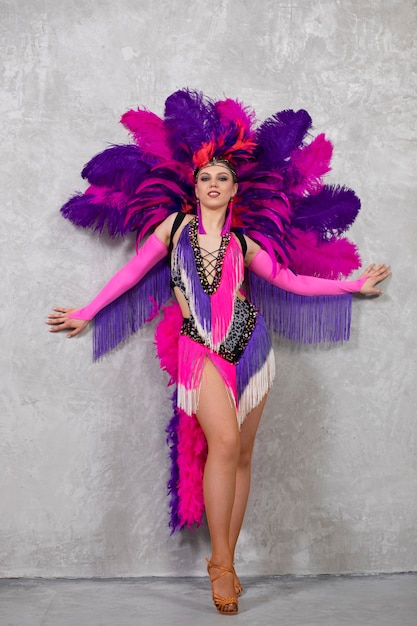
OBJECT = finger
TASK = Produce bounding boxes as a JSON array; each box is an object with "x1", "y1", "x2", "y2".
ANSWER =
[
  {"x1": 67, "y1": 326, "x2": 83, "y2": 338},
  {"x1": 47, "y1": 312, "x2": 67, "y2": 324},
  {"x1": 49, "y1": 324, "x2": 64, "y2": 332}
]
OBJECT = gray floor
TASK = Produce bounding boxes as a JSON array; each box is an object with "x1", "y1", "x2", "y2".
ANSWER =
[{"x1": 1, "y1": 573, "x2": 416, "y2": 626}]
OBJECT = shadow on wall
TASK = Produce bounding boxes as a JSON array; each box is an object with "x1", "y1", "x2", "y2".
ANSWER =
[{"x1": 241, "y1": 334, "x2": 370, "y2": 576}]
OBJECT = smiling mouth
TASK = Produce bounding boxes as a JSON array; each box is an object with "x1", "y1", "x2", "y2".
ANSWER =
[{"x1": 208, "y1": 191, "x2": 220, "y2": 197}]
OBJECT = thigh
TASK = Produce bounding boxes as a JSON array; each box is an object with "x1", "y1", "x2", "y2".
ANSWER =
[
  {"x1": 196, "y1": 358, "x2": 239, "y2": 445},
  {"x1": 239, "y1": 394, "x2": 268, "y2": 456}
]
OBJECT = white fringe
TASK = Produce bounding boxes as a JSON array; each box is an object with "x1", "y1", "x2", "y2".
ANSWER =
[
  {"x1": 177, "y1": 377, "x2": 237, "y2": 418},
  {"x1": 177, "y1": 384, "x2": 201, "y2": 418},
  {"x1": 237, "y1": 349, "x2": 276, "y2": 428}
]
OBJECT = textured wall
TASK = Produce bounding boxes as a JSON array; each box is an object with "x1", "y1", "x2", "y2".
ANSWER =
[{"x1": 1, "y1": 0, "x2": 416, "y2": 577}]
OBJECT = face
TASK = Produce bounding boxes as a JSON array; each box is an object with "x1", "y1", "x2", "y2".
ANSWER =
[{"x1": 195, "y1": 165, "x2": 238, "y2": 209}]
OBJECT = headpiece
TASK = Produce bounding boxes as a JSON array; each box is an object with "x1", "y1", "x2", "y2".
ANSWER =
[
  {"x1": 62, "y1": 88, "x2": 360, "y2": 275},
  {"x1": 193, "y1": 158, "x2": 237, "y2": 182},
  {"x1": 61, "y1": 88, "x2": 362, "y2": 354}
]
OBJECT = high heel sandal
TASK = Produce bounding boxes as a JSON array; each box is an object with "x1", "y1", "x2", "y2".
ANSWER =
[
  {"x1": 206, "y1": 558, "x2": 238, "y2": 615},
  {"x1": 232, "y1": 565, "x2": 243, "y2": 597}
]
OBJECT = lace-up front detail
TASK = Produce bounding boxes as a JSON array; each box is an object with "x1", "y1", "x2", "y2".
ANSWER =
[
  {"x1": 189, "y1": 217, "x2": 230, "y2": 295},
  {"x1": 199, "y1": 246, "x2": 221, "y2": 284}
]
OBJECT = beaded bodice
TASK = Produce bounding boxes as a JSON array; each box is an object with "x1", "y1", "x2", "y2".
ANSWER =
[{"x1": 171, "y1": 217, "x2": 245, "y2": 349}]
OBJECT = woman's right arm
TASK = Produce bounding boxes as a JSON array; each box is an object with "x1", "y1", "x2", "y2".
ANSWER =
[{"x1": 47, "y1": 214, "x2": 177, "y2": 337}]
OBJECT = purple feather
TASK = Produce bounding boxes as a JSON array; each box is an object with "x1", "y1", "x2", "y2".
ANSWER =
[
  {"x1": 165, "y1": 391, "x2": 181, "y2": 534},
  {"x1": 164, "y1": 89, "x2": 216, "y2": 163},
  {"x1": 82, "y1": 144, "x2": 153, "y2": 195},
  {"x1": 61, "y1": 192, "x2": 129, "y2": 237},
  {"x1": 255, "y1": 109, "x2": 312, "y2": 168},
  {"x1": 292, "y1": 185, "x2": 361, "y2": 237}
]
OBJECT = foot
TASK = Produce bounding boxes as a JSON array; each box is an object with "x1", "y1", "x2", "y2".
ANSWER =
[{"x1": 206, "y1": 558, "x2": 238, "y2": 614}]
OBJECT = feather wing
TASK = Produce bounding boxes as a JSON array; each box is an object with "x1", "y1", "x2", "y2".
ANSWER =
[
  {"x1": 289, "y1": 229, "x2": 361, "y2": 278},
  {"x1": 292, "y1": 185, "x2": 361, "y2": 238},
  {"x1": 255, "y1": 109, "x2": 312, "y2": 168},
  {"x1": 289, "y1": 133, "x2": 333, "y2": 194},
  {"x1": 163, "y1": 89, "x2": 216, "y2": 163},
  {"x1": 120, "y1": 109, "x2": 172, "y2": 161}
]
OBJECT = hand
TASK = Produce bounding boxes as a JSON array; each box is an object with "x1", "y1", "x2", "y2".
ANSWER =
[
  {"x1": 47, "y1": 307, "x2": 89, "y2": 337},
  {"x1": 359, "y1": 264, "x2": 391, "y2": 295}
]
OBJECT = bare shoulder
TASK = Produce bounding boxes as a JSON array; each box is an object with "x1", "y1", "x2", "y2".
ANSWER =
[
  {"x1": 243, "y1": 234, "x2": 261, "y2": 267},
  {"x1": 154, "y1": 212, "x2": 194, "y2": 247}
]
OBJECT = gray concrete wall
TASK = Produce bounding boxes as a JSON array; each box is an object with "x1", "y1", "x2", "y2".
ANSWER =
[{"x1": 1, "y1": 0, "x2": 415, "y2": 577}]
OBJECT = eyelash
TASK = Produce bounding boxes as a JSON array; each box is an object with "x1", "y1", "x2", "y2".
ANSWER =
[{"x1": 200, "y1": 176, "x2": 229, "y2": 182}]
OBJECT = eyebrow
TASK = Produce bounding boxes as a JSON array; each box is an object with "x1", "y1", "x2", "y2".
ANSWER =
[{"x1": 199, "y1": 170, "x2": 232, "y2": 177}]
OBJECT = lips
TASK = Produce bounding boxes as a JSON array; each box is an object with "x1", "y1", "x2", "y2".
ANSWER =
[{"x1": 208, "y1": 191, "x2": 220, "y2": 197}]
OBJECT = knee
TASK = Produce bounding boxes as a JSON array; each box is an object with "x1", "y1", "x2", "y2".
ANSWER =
[
  {"x1": 208, "y1": 430, "x2": 240, "y2": 464},
  {"x1": 238, "y1": 445, "x2": 254, "y2": 470}
]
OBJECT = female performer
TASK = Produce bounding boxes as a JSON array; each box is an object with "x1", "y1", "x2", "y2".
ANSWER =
[{"x1": 47, "y1": 91, "x2": 390, "y2": 615}]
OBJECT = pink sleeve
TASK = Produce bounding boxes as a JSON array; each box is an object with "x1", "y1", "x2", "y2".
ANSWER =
[
  {"x1": 248, "y1": 249, "x2": 367, "y2": 296},
  {"x1": 69, "y1": 234, "x2": 168, "y2": 321}
]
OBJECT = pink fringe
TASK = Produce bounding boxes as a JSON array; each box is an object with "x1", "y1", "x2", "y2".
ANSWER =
[
  {"x1": 178, "y1": 334, "x2": 236, "y2": 389},
  {"x1": 210, "y1": 236, "x2": 244, "y2": 346}
]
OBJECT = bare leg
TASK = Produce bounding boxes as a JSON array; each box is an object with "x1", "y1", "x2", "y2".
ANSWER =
[
  {"x1": 196, "y1": 359, "x2": 240, "y2": 611},
  {"x1": 229, "y1": 395, "x2": 268, "y2": 583}
]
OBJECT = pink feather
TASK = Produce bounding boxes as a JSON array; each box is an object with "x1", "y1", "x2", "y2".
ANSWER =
[
  {"x1": 120, "y1": 109, "x2": 172, "y2": 161},
  {"x1": 290, "y1": 229, "x2": 361, "y2": 278},
  {"x1": 154, "y1": 301, "x2": 183, "y2": 384},
  {"x1": 290, "y1": 134, "x2": 333, "y2": 195},
  {"x1": 177, "y1": 410, "x2": 207, "y2": 528},
  {"x1": 215, "y1": 98, "x2": 256, "y2": 135}
]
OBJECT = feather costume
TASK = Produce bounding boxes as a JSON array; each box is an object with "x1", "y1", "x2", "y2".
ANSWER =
[{"x1": 61, "y1": 89, "x2": 363, "y2": 531}]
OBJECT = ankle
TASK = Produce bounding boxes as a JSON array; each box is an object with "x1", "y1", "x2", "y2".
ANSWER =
[{"x1": 210, "y1": 552, "x2": 233, "y2": 569}]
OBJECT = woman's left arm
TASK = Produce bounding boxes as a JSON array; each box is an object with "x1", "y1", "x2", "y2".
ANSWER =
[{"x1": 245, "y1": 238, "x2": 390, "y2": 297}]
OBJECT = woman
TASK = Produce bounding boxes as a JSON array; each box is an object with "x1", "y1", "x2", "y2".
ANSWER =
[{"x1": 48, "y1": 155, "x2": 389, "y2": 615}]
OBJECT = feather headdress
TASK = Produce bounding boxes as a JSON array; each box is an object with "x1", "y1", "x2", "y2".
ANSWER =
[{"x1": 61, "y1": 88, "x2": 362, "y2": 358}]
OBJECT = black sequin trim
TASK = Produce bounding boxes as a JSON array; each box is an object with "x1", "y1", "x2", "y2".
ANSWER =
[{"x1": 180, "y1": 301, "x2": 258, "y2": 365}]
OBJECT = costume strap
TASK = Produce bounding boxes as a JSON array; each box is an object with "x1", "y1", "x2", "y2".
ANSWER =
[
  {"x1": 232, "y1": 230, "x2": 247, "y2": 258},
  {"x1": 168, "y1": 212, "x2": 187, "y2": 259}
]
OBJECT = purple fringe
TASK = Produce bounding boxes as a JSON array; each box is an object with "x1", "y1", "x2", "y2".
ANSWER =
[
  {"x1": 236, "y1": 314, "x2": 273, "y2": 401},
  {"x1": 175, "y1": 224, "x2": 212, "y2": 333},
  {"x1": 92, "y1": 261, "x2": 171, "y2": 360},
  {"x1": 165, "y1": 390, "x2": 181, "y2": 534},
  {"x1": 248, "y1": 273, "x2": 352, "y2": 344}
]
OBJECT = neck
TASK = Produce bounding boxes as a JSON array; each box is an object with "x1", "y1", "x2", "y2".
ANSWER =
[{"x1": 199, "y1": 208, "x2": 227, "y2": 236}]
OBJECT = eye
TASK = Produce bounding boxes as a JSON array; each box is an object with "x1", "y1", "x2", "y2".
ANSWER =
[
  {"x1": 200, "y1": 175, "x2": 210, "y2": 182},
  {"x1": 219, "y1": 176, "x2": 228, "y2": 181}
]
